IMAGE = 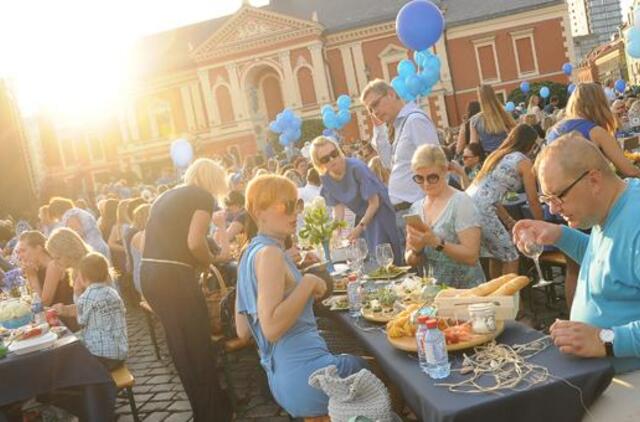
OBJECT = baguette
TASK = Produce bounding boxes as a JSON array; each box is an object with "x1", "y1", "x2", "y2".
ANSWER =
[
  {"x1": 489, "y1": 276, "x2": 530, "y2": 296},
  {"x1": 457, "y1": 273, "x2": 517, "y2": 297}
]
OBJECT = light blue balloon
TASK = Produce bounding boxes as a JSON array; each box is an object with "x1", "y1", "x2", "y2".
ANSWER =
[
  {"x1": 405, "y1": 74, "x2": 422, "y2": 97},
  {"x1": 170, "y1": 139, "x2": 193, "y2": 168},
  {"x1": 413, "y1": 50, "x2": 427, "y2": 67},
  {"x1": 269, "y1": 120, "x2": 282, "y2": 133},
  {"x1": 628, "y1": 26, "x2": 640, "y2": 42},
  {"x1": 321, "y1": 105, "x2": 333, "y2": 115},
  {"x1": 520, "y1": 81, "x2": 530, "y2": 94},
  {"x1": 336, "y1": 95, "x2": 351, "y2": 110},
  {"x1": 420, "y1": 84, "x2": 432, "y2": 97},
  {"x1": 627, "y1": 41, "x2": 640, "y2": 59},
  {"x1": 505, "y1": 102, "x2": 515, "y2": 112},
  {"x1": 562, "y1": 62, "x2": 573, "y2": 76},
  {"x1": 615, "y1": 79, "x2": 626, "y2": 93},
  {"x1": 323, "y1": 110, "x2": 338, "y2": 129},
  {"x1": 291, "y1": 116, "x2": 302, "y2": 130},
  {"x1": 421, "y1": 67, "x2": 440, "y2": 86},
  {"x1": 540, "y1": 86, "x2": 550, "y2": 98},
  {"x1": 391, "y1": 76, "x2": 408, "y2": 98},
  {"x1": 397, "y1": 59, "x2": 417, "y2": 78},
  {"x1": 337, "y1": 109, "x2": 351, "y2": 127},
  {"x1": 423, "y1": 53, "x2": 441, "y2": 73}
]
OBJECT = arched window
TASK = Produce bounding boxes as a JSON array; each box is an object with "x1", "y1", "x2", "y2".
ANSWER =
[
  {"x1": 215, "y1": 85, "x2": 235, "y2": 124},
  {"x1": 296, "y1": 67, "x2": 317, "y2": 106},
  {"x1": 149, "y1": 101, "x2": 174, "y2": 139},
  {"x1": 261, "y1": 74, "x2": 284, "y2": 121}
]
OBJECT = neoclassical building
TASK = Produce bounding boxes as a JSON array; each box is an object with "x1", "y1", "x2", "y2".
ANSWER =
[{"x1": 37, "y1": 0, "x2": 573, "y2": 191}]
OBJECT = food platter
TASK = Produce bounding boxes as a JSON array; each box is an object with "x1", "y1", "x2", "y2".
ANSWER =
[
  {"x1": 365, "y1": 265, "x2": 412, "y2": 280},
  {"x1": 322, "y1": 295, "x2": 349, "y2": 311},
  {"x1": 387, "y1": 320, "x2": 505, "y2": 352},
  {"x1": 361, "y1": 307, "x2": 397, "y2": 323}
]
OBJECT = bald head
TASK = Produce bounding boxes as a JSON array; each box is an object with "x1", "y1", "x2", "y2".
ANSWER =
[{"x1": 535, "y1": 132, "x2": 614, "y2": 181}]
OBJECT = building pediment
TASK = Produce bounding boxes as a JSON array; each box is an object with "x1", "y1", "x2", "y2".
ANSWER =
[{"x1": 191, "y1": 6, "x2": 324, "y2": 63}]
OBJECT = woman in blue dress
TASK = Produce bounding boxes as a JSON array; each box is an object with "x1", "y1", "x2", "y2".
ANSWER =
[
  {"x1": 235, "y1": 174, "x2": 366, "y2": 418},
  {"x1": 309, "y1": 137, "x2": 403, "y2": 265}
]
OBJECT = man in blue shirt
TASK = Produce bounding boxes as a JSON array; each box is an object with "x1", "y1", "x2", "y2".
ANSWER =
[{"x1": 514, "y1": 133, "x2": 640, "y2": 373}]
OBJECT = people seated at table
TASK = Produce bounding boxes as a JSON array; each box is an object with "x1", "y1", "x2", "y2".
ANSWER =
[
  {"x1": 466, "y1": 124, "x2": 544, "y2": 278},
  {"x1": 75, "y1": 252, "x2": 128, "y2": 371},
  {"x1": 546, "y1": 83, "x2": 640, "y2": 178},
  {"x1": 469, "y1": 84, "x2": 516, "y2": 154},
  {"x1": 461, "y1": 143, "x2": 485, "y2": 183},
  {"x1": 140, "y1": 158, "x2": 232, "y2": 422},
  {"x1": 235, "y1": 174, "x2": 366, "y2": 418},
  {"x1": 16, "y1": 231, "x2": 77, "y2": 330},
  {"x1": 514, "y1": 133, "x2": 640, "y2": 373},
  {"x1": 310, "y1": 136, "x2": 403, "y2": 265},
  {"x1": 404, "y1": 145, "x2": 485, "y2": 288},
  {"x1": 48, "y1": 197, "x2": 111, "y2": 262}
]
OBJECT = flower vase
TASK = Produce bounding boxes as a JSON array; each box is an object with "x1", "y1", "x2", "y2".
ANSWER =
[{"x1": 322, "y1": 240, "x2": 335, "y2": 273}]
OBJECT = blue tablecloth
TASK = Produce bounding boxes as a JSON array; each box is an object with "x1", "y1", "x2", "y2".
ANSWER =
[
  {"x1": 327, "y1": 312, "x2": 613, "y2": 422},
  {"x1": 0, "y1": 334, "x2": 116, "y2": 421}
]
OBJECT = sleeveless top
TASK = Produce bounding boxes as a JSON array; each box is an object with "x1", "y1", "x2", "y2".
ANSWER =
[
  {"x1": 467, "y1": 152, "x2": 528, "y2": 209},
  {"x1": 546, "y1": 118, "x2": 597, "y2": 144},
  {"x1": 470, "y1": 113, "x2": 508, "y2": 153}
]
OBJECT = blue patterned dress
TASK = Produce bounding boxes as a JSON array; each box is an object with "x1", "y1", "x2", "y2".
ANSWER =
[{"x1": 62, "y1": 208, "x2": 112, "y2": 263}]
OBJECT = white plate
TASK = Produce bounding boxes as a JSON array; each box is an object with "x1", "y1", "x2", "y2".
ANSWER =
[
  {"x1": 330, "y1": 263, "x2": 350, "y2": 276},
  {"x1": 9, "y1": 331, "x2": 57, "y2": 355}
]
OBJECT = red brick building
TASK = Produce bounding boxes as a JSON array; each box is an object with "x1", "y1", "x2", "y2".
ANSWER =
[{"x1": 36, "y1": 0, "x2": 573, "y2": 189}]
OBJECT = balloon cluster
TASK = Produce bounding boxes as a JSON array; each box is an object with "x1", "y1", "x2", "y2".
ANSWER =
[
  {"x1": 270, "y1": 108, "x2": 302, "y2": 147},
  {"x1": 627, "y1": 24, "x2": 640, "y2": 58},
  {"x1": 321, "y1": 95, "x2": 352, "y2": 130},
  {"x1": 170, "y1": 139, "x2": 194, "y2": 168},
  {"x1": 391, "y1": 51, "x2": 441, "y2": 101}
]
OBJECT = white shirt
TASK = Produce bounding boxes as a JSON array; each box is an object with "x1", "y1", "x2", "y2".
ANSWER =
[
  {"x1": 372, "y1": 102, "x2": 439, "y2": 205},
  {"x1": 298, "y1": 184, "x2": 321, "y2": 205}
]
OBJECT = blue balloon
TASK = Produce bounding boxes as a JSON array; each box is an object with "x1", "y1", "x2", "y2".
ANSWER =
[
  {"x1": 323, "y1": 110, "x2": 338, "y2": 129},
  {"x1": 420, "y1": 84, "x2": 432, "y2": 97},
  {"x1": 391, "y1": 76, "x2": 408, "y2": 98},
  {"x1": 628, "y1": 26, "x2": 640, "y2": 42},
  {"x1": 291, "y1": 117, "x2": 302, "y2": 130},
  {"x1": 279, "y1": 133, "x2": 291, "y2": 146},
  {"x1": 627, "y1": 41, "x2": 640, "y2": 59},
  {"x1": 321, "y1": 105, "x2": 333, "y2": 115},
  {"x1": 520, "y1": 81, "x2": 530, "y2": 94},
  {"x1": 540, "y1": 86, "x2": 550, "y2": 98},
  {"x1": 290, "y1": 127, "x2": 301, "y2": 141},
  {"x1": 405, "y1": 74, "x2": 422, "y2": 97},
  {"x1": 396, "y1": 0, "x2": 445, "y2": 51},
  {"x1": 336, "y1": 95, "x2": 351, "y2": 110},
  {"x1": 322, "y1": 128, "x2": 333, "y2": 137},
  {"x1": 282, "y1": 108, "x2": 294, "y2": 121},
  {"x1": 269, "y1": 120, "x2": 282, "y2": 133},
  {"x1": 562, "y1": 63, "x2": 573, "y2": 76},
  {"x1": 170, "y1": 139, "x2": 193, "y2": 168},
  {"x1": 414, "y1": 50, "x2": 428, "y2": 67},
  {"x1": 505, "y1": 102, "x2": 515, "y2": 112},
  {"x1": 567, "y1": 83, "x2": 576, "y2": 95},
  {"x1": 337, "y1": 109, "x2": 351, "y2": 127},
  {"x1": 397, "y1": 59, "x2": 417, "y2": 78},
  {"x1": 421, "y1": 66, "x2": 440, "y2": 86},
  {"x1": 423, "y1": 53, "x2": 441, "y2": 73},
  {"x1": 615, "y1": 79, "x2": 626, "y2": 93}
]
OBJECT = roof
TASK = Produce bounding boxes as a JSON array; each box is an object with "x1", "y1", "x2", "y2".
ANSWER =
[{"x1": 131, "y1": 0, "x2": 565, "y2": 78}]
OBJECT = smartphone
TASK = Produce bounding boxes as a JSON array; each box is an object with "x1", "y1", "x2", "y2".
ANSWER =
[{"x1": 403, "y1": 214, "x2": 427, "y2": 230}]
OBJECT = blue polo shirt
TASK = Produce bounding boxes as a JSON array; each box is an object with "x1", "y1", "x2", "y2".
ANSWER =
[{"x1": 555, "y1": 178, "x2": 640, "y2": 373}]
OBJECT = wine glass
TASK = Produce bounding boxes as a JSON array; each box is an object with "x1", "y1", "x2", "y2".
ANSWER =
[
  {"x1": 355, "y1": 238, "x2": 368, "y2": 271},
  {"x1": 375, "y1": 243, "x2": 394, "y2": 283},
  {"x1": 518, "y1": 233, "x2": 552, "y2": 288},
  {"x1": 346, "y1": 244, "x2": 361, "y2": 275}
]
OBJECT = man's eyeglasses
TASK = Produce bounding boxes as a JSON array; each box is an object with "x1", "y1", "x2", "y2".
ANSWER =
[
  {"x1": 412, "y1": 173, "x2": 441, "y2": 185},
  {"x1": 538, "y1": 170, "x2": 590, "y2": 206},
  {"x1": 366, "y1": 92, "x2": 388, "y2": 113},
  {"x1": 318, "y1": 149, "x2": 340, "y2": 165}
]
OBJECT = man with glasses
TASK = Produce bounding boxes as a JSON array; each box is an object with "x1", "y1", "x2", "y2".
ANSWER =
[
  {"x1": 513, "y1": 133, "x2": 640, "y2": 373},
  {"x1": 360, "y1": 79, "x2": 439, "y2": 237}
]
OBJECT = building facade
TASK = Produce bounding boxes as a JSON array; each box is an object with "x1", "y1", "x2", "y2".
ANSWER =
[
  {"x1": 571, "y1": 0, "x2": 623, "y2": 61},
  {"x1": 34, "y1": 0, "x2": 572, "y2": 195}
]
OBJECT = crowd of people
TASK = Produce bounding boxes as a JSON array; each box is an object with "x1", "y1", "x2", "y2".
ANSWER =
[{"x1": 1, "y1": 78, "x2": 639, "y2": 421}]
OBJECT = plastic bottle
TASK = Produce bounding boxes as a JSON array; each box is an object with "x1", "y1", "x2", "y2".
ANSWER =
[
  {"x1": 423, "y1": 318, "x2": 451, "y2": 379},
  {"x1": 415, "y1": 315, "x2": 431, "y2": 373},
  {"x1": 346, "y1": 274, "x2": 362, "y2": 318},
  {"x1": 31, "y1": 292, "x2": 44, "y2": 324}
]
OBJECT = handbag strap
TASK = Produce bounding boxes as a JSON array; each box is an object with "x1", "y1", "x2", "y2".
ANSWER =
[{"x1": 207, "y1": 264, "x2": 227, "y2": 293}]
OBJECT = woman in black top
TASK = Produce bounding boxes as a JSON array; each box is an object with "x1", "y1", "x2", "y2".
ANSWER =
[
  {"x1": 456, "y1": 100, "x2": 481, "y2": 156},
  {"x1": 141, "y1": 158, "x2": 232, "y2": 422}
]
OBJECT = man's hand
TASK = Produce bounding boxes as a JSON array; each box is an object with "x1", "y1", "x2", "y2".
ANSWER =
[
  {"x1": 512, "y1": 219, "x2": 562, "y2": 251},
  {"x1": 550, "y1": 319, "x2": 606, "y2": 358}
]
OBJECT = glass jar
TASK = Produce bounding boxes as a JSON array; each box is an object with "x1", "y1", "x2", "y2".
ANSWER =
[{"x1": 468, "y1": 303, "x2": 497, "y2": 334}]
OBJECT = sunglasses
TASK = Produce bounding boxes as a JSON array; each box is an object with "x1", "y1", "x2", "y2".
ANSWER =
[
  {"x1": 412, "y1": 173, "x2": 441, "y2": 185},
  {"x1": 318, "y1": 149, "x2": 340, "y2": 164},
  {"x1": 538, "y1": 170, "x2": 590, "y2": 206}
]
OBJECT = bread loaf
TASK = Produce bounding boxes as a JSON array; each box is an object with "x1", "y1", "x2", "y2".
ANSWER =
[
  {"x1": 489, "y1": 276, "x2": 530, "y2": 296},
  {"x1": 457, "y1": 273, "x2": 517, "y2": 297}
]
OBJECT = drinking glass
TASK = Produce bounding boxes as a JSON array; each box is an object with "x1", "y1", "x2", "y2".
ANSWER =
[
  {"x1": 518, "y1": 232, "x2": 552, "y2": 288},
  {"x1": 375, "y1": 243, "x2": 394, "y2": 283},
  {"x1": 355, "y1": 238, "x2": 368, "y2": 271}
]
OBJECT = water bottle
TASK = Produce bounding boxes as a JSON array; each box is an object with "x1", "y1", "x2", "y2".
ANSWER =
[
  {"x1": 417, "y1": 317, "x2": 450, "y2": 379},
  {"x1": 31, "y1": 292, "x2": 44, "y2": 324},
  {"x1": 415, "y1": 316, "x2": 431, "y2": 373},
  {"x1": 347, "y1": 274, "x2": 362, "y2": 318}
]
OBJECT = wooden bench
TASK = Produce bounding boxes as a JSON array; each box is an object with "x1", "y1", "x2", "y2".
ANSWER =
[{"x1": 111, "y1": 365, "x2": 140, "y2": 422}]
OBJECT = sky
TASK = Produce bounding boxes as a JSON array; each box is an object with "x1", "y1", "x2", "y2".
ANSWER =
[{"x1": 0, "y1": 0, "x2": 268, "y2": 118}]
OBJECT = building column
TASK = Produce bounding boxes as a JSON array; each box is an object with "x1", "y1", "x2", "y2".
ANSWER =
[
  {"x1": 197, "y1": 68, "x2": 219, "y2": 126},
  {"x1": 126, "y1": 102, "x2": 140, "y2": 141},
  {"x1": 190, "y1": 82, "x2": 207, "y2": 128},
  {"x1": 339, "y1": 45, "x2": 358, "y2": 97},
  {"x1": 180, "y1": 85, "x2": 196, "y2": 131},
  {"x1": 225, "y1": 63, "x2": 248, "y2": 120},
  {"x1": 309, "y1": 43, "x2": 331, "y2": 103},
  {"x1": 351, "y1": 42, "x2": 368, "y2": 93},
  {"x1": 278, "y1": 51, "x2": 300, "y2": 107},
  {"x1": 437, "y1": 93, "x2": 449, "y2": 128}
]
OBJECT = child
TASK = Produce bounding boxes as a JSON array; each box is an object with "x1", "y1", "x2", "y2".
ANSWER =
[{"x1": 76, "y1": 252, "x2": 128, "y2": 371}]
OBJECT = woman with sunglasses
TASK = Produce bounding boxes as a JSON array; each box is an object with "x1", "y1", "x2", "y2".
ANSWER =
[
  {"x1": 235, "y1": 175, "x2": 366, "y2": 418},
  {"x1": 466, "y1": 124, "x2": 544, "y2": 278},
  {"x1": 309, "y1": 136, "x2": 403, "y2": 264},
  {"x1": 405, "y1": 145, "x2": 485, "y2": 287}
]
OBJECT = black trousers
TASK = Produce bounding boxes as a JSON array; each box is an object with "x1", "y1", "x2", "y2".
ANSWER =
[{"x1": 141, "y1": 262, "x2": 231, "y2": 422}]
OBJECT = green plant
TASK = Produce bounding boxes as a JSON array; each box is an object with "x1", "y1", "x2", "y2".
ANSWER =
[
  {"x1": 298, "y1": 197, "x2": 346, "y2": 246},
  {"x1": 508, "y1": 81, "x2": 569, "y2": 108}
]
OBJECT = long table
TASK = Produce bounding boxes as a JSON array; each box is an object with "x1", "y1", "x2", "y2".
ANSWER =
[
  {"x1": 0, "y1": 334, "x2": 116, "y2": 421},
  {"x1": 325, "y1": 310, "x2": 614, "y2": 422}
]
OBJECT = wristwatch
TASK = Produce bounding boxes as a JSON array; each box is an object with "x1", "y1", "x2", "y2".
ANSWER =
[
  {"x1": 599, "y1": 328, "x2": 615, "y2": 357},
  {"x1": 435, "y1": 238, "x2": 445, "y2": 252}
]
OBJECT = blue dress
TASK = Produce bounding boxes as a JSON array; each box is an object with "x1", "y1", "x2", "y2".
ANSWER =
[
  {"x1": 236, "y1": 234, "x2": 366, "y2": 417},
  {"x1": 546, "y1": 118, "x2": 597, "y2": 143},
  {"x1": 320, "y1": 158, "x2": 403, "y2": 265}
]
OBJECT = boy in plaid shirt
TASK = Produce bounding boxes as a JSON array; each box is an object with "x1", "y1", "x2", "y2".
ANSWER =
[{"x1": 76, "y1": 252, "x2": 128, "y2": 370}]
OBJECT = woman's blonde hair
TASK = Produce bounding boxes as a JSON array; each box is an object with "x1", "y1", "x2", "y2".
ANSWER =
[
  {"x1": 245, "y1": 174, "x2": 298, "y2": 220},
  {"x1": 411, "y1": 144, "x2": 448, "y2": 172},
  {"x1": 132, "y1": 204, "x2": 151, "y2": 231},
  {"x1": 184, "y1": 158, "x2": 229, "y2": 201},
  {"x1": 566, "y1": 83, "x2": 617, "y2": 134},
  {"x1": 116, "y1": 199, "x2": 131, "y2": 226},
  {"x1": 527, "y1": 94, "x2": 540, "y2": 111},
  {"x1": 309, "y1": 136, "x2": 344, "y2": 175},
  {"x1": 368, "y1": 156, "x2": 390, "y2": 185},
  {"x1": 478, "y1": 84, "x2": 516, "y2": 135},
  {"x1": 46, "y1": 227, "x2": 91, "y2": 269}
]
